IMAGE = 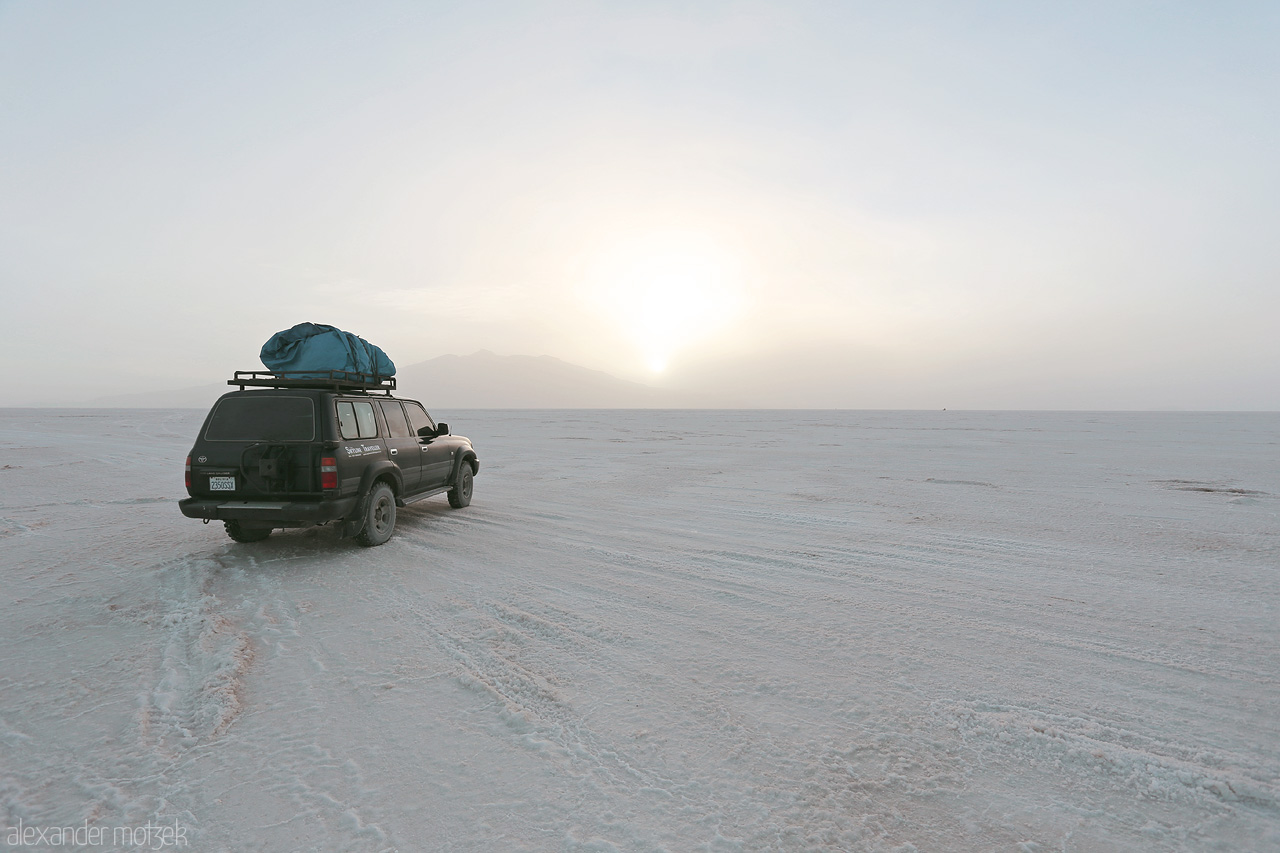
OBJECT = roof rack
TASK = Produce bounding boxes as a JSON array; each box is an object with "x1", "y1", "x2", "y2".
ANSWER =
[{"x1": 229, "y1": 370, "x2": 397, "y2": 394}]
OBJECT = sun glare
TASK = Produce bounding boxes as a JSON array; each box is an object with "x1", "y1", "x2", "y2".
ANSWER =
[{"x1": 584, "y1": 231, "x2": 745, "y2": 374}]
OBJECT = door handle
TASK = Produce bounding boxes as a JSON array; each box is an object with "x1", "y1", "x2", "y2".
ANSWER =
[{"x1": 390, "y1": 448, "x2": 398, "y2": 456}]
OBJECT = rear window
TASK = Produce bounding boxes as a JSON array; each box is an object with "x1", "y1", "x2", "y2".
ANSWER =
[
  {"x1": 337, "y1": 400, "x2": 379, "y2": 440},
  {"x1": 205, "y1": 396, "x2": 315, "y2": 441}
]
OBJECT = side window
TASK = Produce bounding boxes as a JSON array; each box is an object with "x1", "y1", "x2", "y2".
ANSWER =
[
  {"x1": 353, "y1": 401, "x2": 378, "y2": 438},
  {"x1": 380, "y1": 401, "x2": 411, "y2": 438},
  {"x1": 336, "y1": 401, "x2": 359, "y2": 440},
  {"x1": 404, "y1": 402, "x2": 435, "y2": 437}
]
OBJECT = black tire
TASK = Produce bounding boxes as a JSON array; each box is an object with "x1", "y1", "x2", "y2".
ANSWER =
[
  {"x1": 225, "y1": 520, "x2": 271, "y2": 543},
  {"x1": 448, "y1": 462, "x2": 473, "y2": 508},
  {"x1": 357, "y1": 482, "x2": 396, "y2": 546}
]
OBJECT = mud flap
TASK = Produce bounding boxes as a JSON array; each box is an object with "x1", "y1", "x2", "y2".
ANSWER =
[{"x1": 339, "y1": 494, "x2": 369, "y2": 539}]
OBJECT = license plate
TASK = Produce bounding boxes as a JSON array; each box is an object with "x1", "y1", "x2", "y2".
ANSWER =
[{"x1": 209, "y1": 476, "x2": 236, "y2": 491}]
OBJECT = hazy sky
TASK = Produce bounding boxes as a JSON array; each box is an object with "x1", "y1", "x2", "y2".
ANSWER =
[{"x1": 3, "y1": 1, "x2": 1278, "y2": 408}]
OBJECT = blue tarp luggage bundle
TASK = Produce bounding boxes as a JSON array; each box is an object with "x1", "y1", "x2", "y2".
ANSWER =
[{"x1": 259, "y1": 323, "x2": 396, "y2": 379}]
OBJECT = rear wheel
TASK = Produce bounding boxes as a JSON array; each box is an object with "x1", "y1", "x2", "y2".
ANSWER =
[
  {"x1": 448, "y1": 463, "x2": 473, "y2": 508},
  {"x1": 225, "y1": 520, "x2": 271, "y2": 543},
  {"x1": 357, "y1": 482, "x2": 396, "y2": 546}
]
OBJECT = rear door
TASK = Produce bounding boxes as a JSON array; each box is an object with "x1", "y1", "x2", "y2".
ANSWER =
[
  {"x1": 378, "y1": 399, "x2": 421, "y2": 492},
  {"x1": 192, "y1": 392, "x2": 320, "y2": 498}
]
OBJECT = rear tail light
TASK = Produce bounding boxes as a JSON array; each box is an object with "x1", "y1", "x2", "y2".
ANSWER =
[
  {"x1": 320, "y1": 457, "x2": 337, "y2": 490},
  {"x1": 185, "y1": 455, "x2": 191, "y2": 489}
]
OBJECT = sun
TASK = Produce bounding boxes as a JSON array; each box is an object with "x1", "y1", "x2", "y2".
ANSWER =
[{"x1": 583, "y1": 230, "x2": 745, "y2": 374}]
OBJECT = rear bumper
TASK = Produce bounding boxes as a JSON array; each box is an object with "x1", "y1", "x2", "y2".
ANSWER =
[{"x1": 179, "y1": 496, "x2": 359, "y2": 526}]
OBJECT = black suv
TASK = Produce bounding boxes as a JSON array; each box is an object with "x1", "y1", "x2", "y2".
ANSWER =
[{"x1": 179, "y1": 371, "x2": 478, "y2": 546}]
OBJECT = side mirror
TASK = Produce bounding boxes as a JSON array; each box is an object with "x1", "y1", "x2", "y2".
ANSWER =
[
  {"x1": 416, "y1": 425, "x2": 434, "y2": 438},
  {"x1": 436, "y1": 423, "x2": 450, "y2": 436}
]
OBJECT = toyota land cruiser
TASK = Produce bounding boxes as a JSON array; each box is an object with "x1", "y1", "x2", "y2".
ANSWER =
[{"x1": 178, "y1": 371, "x2": 478, "y2": 546}]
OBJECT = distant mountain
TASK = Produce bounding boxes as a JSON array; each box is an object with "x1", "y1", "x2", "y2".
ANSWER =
[{"x1": 85, "y1": 352, "x2": 723, "y2": 408}]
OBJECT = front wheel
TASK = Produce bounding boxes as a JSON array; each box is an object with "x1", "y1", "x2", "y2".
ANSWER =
[
  {"x1": 357, "y1": 482, "x2": 397, "y2": 546},
  {"x1": 448, "y1": 463, "x2": 473, "y2": 508},
  {"x1": 225, "y1": 520, "x2": 271, "y2": 543}
]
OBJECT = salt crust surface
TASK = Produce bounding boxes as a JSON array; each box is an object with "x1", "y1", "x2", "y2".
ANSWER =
[{"x1": 1, "y1": 409, "x2": 1277, "y2": 851}]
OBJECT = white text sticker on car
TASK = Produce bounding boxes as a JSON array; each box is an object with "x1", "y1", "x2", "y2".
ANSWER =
[
  {"x1": 344, "y1": 443, "x2": 383, "y2": 457},
  {"x1": 209, "y1": 476, "x2": 236, "y2": 491}
]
